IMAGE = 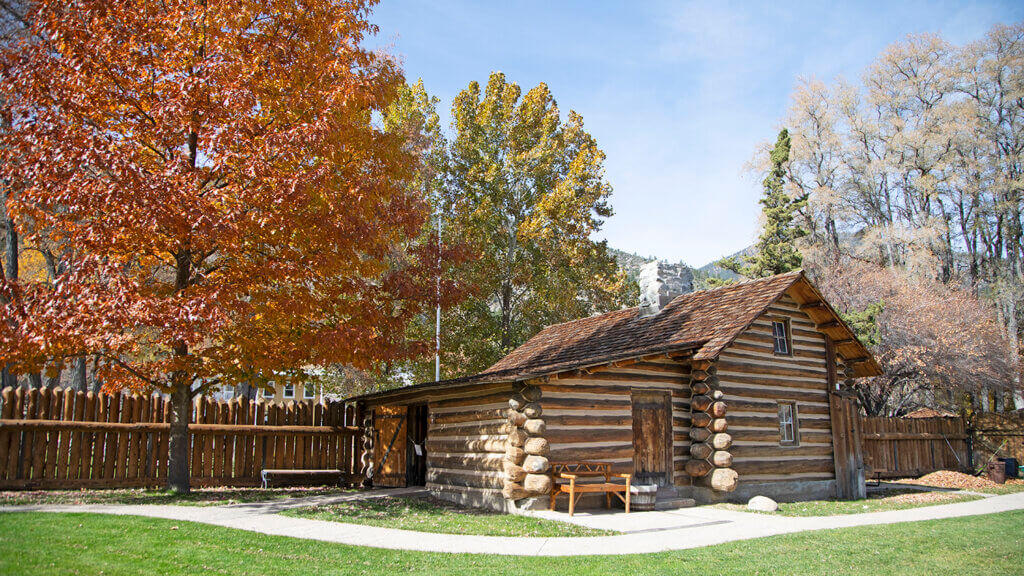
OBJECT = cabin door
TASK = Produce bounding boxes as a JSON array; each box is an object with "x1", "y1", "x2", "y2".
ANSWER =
[
  {"x1": 373, "y1": 405, "x2": 407, "y2": 488},
  {"x1": 406, "y1": 404, "x2": 429, "y2": 487},
  {"x1": 632, "y1": 390, "x2": 672, "y2": 486}
]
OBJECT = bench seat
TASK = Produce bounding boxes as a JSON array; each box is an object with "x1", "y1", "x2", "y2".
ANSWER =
[{"x1": 260, "y1": 469, "x2": 344, "y2": 488}]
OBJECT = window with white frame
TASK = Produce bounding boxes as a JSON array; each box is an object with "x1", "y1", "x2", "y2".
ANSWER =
[
  {"x1": 303, "y1": 383, "x2": 315, "y2": 399},
  {"x1": 283, "y1": 384, "x2": 295, "y2": 399},
  {"x1": 778, "y1": 402, "x2": 799, "y2": 445},
  {"x1": 262, "y1": 386, "x2": 275, "y2": 399},
  {"x1": 771, "y1": 319, "x2": 791, "y2": 355}
]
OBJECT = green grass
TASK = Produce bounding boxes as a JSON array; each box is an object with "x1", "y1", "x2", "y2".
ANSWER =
[
  {"x1": 281, "y1": 495, "x2": 612, "y2": 537},
  {"x1": 1, "y1": 511, "x2": 1022, "y2": 575},
  {"x1": 713, "y1": 488, "x2": 983, "y2": 517},
  {"x1": 0, "y1": 486, "x2": 353, "y2": 507},
  {"x1": 973, "y1": 482, "x2": 1024, "y2": 495}
]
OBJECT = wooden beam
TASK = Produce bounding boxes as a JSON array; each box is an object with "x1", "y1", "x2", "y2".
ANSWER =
[
  {"x1": 815, "y1": 321, "x2": 840, "y2": 330},
  {"x1": 843, "y1": 356, "x2": 871, "y2": 364},
  {"x1": 831, "y1": 338, "x2": 856, "y2": 346},
  {"x1": 798, "y1": 301, "x2": 827, "y2": 311}
]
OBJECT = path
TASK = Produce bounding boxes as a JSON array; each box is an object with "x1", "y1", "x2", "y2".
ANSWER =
[{"x1": 2, "y1": 490, "x2": 1023, "y2": 556}]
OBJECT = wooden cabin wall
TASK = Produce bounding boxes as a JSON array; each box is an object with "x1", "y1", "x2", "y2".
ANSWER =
[
  {"x1": 366, "y1": 382, "x2": 516, "y2": 501},
  {"x1": 717, "y1": 293, "x2": 837, "y2": 485},
  {"x1": 539, "y1": 357, "x2": 693, "y2": 486},
  {"x1": 425, "y1": 382, "x2": 515, "y2": 498}
]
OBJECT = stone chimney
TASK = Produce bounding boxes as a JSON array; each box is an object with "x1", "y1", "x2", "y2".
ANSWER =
[{"x1": 638, "y1": 261, "x2": 672, "y2": 318}]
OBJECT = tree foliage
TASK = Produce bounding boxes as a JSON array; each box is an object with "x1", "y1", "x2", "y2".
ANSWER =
[
  {"x1": 0, "y1": 0, "x2": 449, "y2": 490},
  {"x1": 782, "y1": 23, "x2": 1024, "y2": 412},
  {"x1": 720, "y1": 128, "x2": 806, "y2": 278}
]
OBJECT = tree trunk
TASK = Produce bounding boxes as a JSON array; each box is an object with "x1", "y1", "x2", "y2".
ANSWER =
[
  {"x1": 167, "y1": 382, "x2": 192, "y2": 493},
  {"x1": 72, "y1": 357, "x2": 87, "y2": 392}
]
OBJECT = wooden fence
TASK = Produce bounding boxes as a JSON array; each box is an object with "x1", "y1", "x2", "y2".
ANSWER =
[
  {"x1": 972, "y1": 412, "x2": 1024, "y2": 469},
  {"x1": 0, "y1": 386, "x2": 361, "y2": 489},
  {"x1": 860, "y1": 416, "x2": 969, "y2": 478}
]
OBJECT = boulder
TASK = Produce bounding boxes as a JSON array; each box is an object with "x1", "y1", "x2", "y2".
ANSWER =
[{"x1": 747, "y1": 495, "x2": 778, "y2": 512}]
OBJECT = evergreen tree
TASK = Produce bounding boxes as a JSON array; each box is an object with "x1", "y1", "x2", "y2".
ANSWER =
[{"x1": 720, "y1": 128, "x2": 806, "y2": 278}]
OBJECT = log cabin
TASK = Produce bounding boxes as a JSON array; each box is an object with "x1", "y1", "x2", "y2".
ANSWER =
[{"x1": 349, "y1": 269, "x2": 881, "y2": 512}]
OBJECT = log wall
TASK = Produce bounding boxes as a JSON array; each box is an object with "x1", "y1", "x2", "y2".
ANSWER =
[
  {"x1": 717, "y1": 293, "x2": 837, "y2": 485},
  {"x1": 366, "y1": 382, "x2": 515, "y2": 502},
  {"x1": 538, "y1": 357, "x2": 692, "y2": 486}
]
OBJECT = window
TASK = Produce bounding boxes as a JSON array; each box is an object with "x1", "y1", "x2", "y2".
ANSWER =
[
  {"x1": 771, "y1": 319, "x2": 791, "y2": 355},
  {"x1": 262, "y1": 386, "x2": 275, "y2": 399},
  {"x1": 303, "y1": 384, "x2": 315, "y2": 399},
  {"x1": 778, "y1": 402, "x2": 799, "y2": 445},
  {"x1": 283, "y1": 384, "x2": 295, "y2": 399}
]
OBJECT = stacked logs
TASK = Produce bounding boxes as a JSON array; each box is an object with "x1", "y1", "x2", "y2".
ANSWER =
[
  {"x1": 360, "y1": 414, "x2": 374, "y2": 487},
  {"x1": 502, "y1": 382, "x2": 551, "y2": 501},
  {"x1": 684, "y1": 360, "x2": 738, "y2": 492}
]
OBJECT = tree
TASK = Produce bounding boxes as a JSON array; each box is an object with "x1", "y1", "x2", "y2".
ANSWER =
[
  {"x1": 814, "y1": 260, "x2": 1015, "y2": 416},
  {"x1": 437, "y1": 72, "x2": 628, "y2": 376},
  {"x1": 0, "y1": 0, "x2": 446, "y2": 492},
  {"x1": 720, "y1": 128, "x2": 806, "y2": 278}
]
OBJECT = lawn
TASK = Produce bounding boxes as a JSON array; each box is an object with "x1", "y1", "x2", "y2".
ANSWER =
[
  {"x1": 281, "y1": 495, "x2": 612, "y2": 537},
  {"x1": 713, "y1": 488, "x2": 982, "y2": 517},
  {"x1": 1, "y1": 511, "x2": 1022, "y2": 575},
  {"x1": 0, "y1": 486, "x2": 353, "y2": 507}
]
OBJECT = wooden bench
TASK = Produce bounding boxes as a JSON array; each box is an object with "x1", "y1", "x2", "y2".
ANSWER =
[
  {"x1": 549, "y1": 462, "x2": 631, "y2": 516},
  {"x1": 260, "y1": 469, "x2": 344, "y2": 488}
]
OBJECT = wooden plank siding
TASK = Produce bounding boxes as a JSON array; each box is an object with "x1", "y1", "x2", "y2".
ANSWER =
[
  {"x1": 539, "y1": 357, "x2": 693, "y2": 486},
  {"x1": 366, "y1": 382, "x2": 515, "y2": 499},
  {"x1": 718, "y1": 293, "x2": 837, "y2": 484}
]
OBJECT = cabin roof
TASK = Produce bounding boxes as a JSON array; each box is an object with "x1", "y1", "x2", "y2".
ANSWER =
[{"x1": 351, "y1": 271, "x2": 881, "y2": 404}]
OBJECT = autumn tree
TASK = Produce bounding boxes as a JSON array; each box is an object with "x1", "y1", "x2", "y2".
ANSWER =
[
  {"x1": 783, "y1": 24, "x2": 1024, "y2": 410},
  {"x1": 0, "y1": 0, "x2": 451, "y2": 492},
  {"x1": 720, "y1": 129, "x2": 806, "y2": 279},
  {"x1": 813, "y1": 260, "x2": 1015, "y2": 416},
  {"x1": 436, "y1": 72, "x2": 628, "y2": 377}
]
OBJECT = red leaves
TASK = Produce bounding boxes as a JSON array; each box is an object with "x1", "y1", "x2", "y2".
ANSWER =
[{"x1": 0, "y1": 0, "x2": 446, "y2": 391}]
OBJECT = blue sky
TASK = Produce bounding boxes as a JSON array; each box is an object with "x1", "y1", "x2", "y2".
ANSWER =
[{"x1": 369, "y1": 1, "x2": 1022, "y2": 267}]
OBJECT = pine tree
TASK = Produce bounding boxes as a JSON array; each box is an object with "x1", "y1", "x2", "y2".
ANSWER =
[{"x1": 720, "y1": 128, "x2": 806, "y2": 278}]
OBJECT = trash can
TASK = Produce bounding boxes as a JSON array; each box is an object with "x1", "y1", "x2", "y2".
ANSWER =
[
  {"x1": 630, "y1": 485, "x2": 658, "y2": 511},
  {"x1": 987, "y1": 461, "x2": 1007, "y2": 484},
  {"x1": 998, "y1": 458, "x2": 1019, "y2": 478}
]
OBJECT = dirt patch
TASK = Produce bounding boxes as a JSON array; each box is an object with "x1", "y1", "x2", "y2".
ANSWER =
[{"x1": 897, "y1": 470, "x2": 1024, "y2": 491}]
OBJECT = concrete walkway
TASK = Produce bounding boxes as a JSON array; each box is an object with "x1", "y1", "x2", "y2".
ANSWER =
[{"x1": 2, "y1": 490, "x2": 1023, "y2": 556}]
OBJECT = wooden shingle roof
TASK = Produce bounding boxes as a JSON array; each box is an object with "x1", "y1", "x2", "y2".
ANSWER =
[
  {"x1": 482, "y1": 271, "x2": 806, "y2": 378},
  {"x1": 351, "y1": 271, "x2": 881, "y2": 404}
]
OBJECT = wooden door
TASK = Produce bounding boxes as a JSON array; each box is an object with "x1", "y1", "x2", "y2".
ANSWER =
[
  {"x1": 406, "y1": 404, "x2": 428, "y2": 487},
  {"x1": 632, "y1": 390, "x2": 672, "y2": 486},
  {"x1": 373, "y1": 405, "x2": 407, "y2": 488}
]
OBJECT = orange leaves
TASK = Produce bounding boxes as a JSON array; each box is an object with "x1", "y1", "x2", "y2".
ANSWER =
[{"x1": 0, "y1": 0, "x2": 441, "y2": 391}]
